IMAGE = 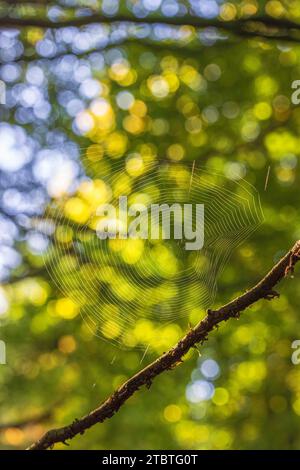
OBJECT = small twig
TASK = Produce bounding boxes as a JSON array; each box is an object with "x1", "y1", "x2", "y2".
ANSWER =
[
  {"x1": 140, "y1": 344, "x2": 150, "y2": 364},
  {"x1": 110, "y1": 355, "x2": 116, "y2": 365},
  {"x1": 188, "y1": 160, "x2": 196, "y2": 196},
  {"x1": 264, "y1": 165, "x2": 271, "y2": 191},
  {"x1": 0, "y1": 410, "x2": 51, "y2": 431}
]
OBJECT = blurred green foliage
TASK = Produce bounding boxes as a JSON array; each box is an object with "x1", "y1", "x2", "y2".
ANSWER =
[{"x1": 0, "y1": 0, "x2": 300, "y2": 451}]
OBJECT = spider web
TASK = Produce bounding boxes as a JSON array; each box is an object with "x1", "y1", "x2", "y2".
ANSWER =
[{"x1": 41, "y1": 152, "x2": 264, "y2": 350}]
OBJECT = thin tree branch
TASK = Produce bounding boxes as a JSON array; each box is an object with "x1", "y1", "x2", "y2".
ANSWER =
[
  {"x1": 9, "y1": 37, "x2": 234, "y2": 65},
  {"x1": 27, "y1": 240, "x2": 300, "y2": 451},
  {"x1": 0, "y1": 398, "x2": 65, "y2": 431},
  {"x1": 0, "y1": 13, "x2": 298, "y2": 31},
  {"x1": 0, "y1": 411, "x2": 51, "y2": 431},
  {"x1": 0, "y1": 13, "x2": 300, "y2": 43}
]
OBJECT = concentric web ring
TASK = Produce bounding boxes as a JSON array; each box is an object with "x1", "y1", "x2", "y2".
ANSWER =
[{"x1": 41, "y1": 150, "x2": 264, "y2": 351}]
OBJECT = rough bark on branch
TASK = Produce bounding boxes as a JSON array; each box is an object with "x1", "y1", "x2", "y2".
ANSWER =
[{"x1": 27, "y1": 240, "x2": 300, "y2": 450}]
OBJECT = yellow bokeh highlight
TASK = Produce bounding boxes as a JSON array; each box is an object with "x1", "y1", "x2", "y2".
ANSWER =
[
  {"x1": 123, "y1": 115, "x2": 145, "y2": 134},
  {"x1": 86, "y1": 144, "x2": 103, "y2": 161},
  {"x1": 276, "y1": 167, "x2": 295, "y2": 185},
  {"x1": 212, "y1": 388, "x2": 229, "y2": 406},
  {"x1": 179, "y1": 65, "x2": 202, "y2": 90},
  {"x1": 105, "y1": 131, "x2": 128, "y2": 158},
  {"x1": 102, "y1": 320, "x2": 121, "y2": 339},
  {"x1": 55, "y1": 298, "x2": 79, "y2": 319},
  {"x1": 160, "y1": 55, "x2": 178, "y2": 72},
  {"x1": 164, "y1": 404, "x2": 182, "y2": 423},
  {"x1": 134, "y1": 319, "x2": 155, "y2": 343},
  {"x1": 243, "y1": 55, "x2": 261, "y2": 73},
  {"x1": 293, "y1": 398, "x2": 300, "y2": 416},
  {"x1": 147, "y1": 75, "x2": 170, "y2": 98},
  {"x1": 78, "y1": 179, "x2": 110, "y2": 208},
  {"x1": 126, "y1": 155, "x2": 144, "y2": 176},
  {"x1": 236, "y1": 361, "x2": 267, "y2": 389},
  {"x1": 89, "y1": 99, "x2": 115, "y2": 137},
  {"x1": 109, "y1": 60, "x2": 137, "y2": 86},
  {"x1": 64, "y1": 197, "x2": 91, "y2": 224},
  {"x1": 265, "y1": 0, "x2": 285, "y2": 17},
  {"x1": 167, "y1": 144, "x2": 185, "y2": 161},
  {"x1": 130, "y1": 100, "x2": 147, "y2": 117},
  {"x1": 58, "y1": 335, "x2": 77, "y2": 354},
  {"x1": 55, "y1": 225, "x2": 73, "y2": 244},
  {"x1": 255, "y1": 75, "x2": 278, "y2": 98},
  {"x1": 16, "y1": 280, "x2": 49, "y2": 306},
  {"x1": 151, "y1": 245, "x2": 179, "y2": 277},
  {"x1": 38, "y1": 352, "x2": 60, "y2": 370},
  {"x1": 175, "y1": 421, "x2": 209, "y2": 447},
  {"x1": 27, "y1": 28, "x2": 44, "y2": 45},
  {"x1": 109, "y1": 61, "x2": 130, "y2": 81},
  {"x1": 220, "y1": 3, "x2": 237, "y2": 21},
  {"x1": 186, "y1": 115, "x2": 202, "y2": 134},
  {"x1": 111, "y1": 279, "x2": 136, "y2": 301},
  {"x1": 265, "y1": 131, "x2": 299, "y2": 158},
  {"x1": 113, "y1": 174, "x2": 132, "y2": 197},
  {"x1": 121, "y1": 239, "x2": 144, "y2": 264},
  {"x1": 4, "y1": 428, "x2": 24, "y2": 446},
  {"x1": 254, "y1": 102, "x2": 272, "y2": 120},
  {"x1": 211, "y1": 429, "x2": 233, "y2": 449},
  {"x1": 156, "y1": 324, "x2": 182, "y2": 350},
  {"x1": 163, "y1": 71, "x2": 180, "y2": 93},
  {"x1": 241, "y1": 1, "x2": 258, "y2": 16}
]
